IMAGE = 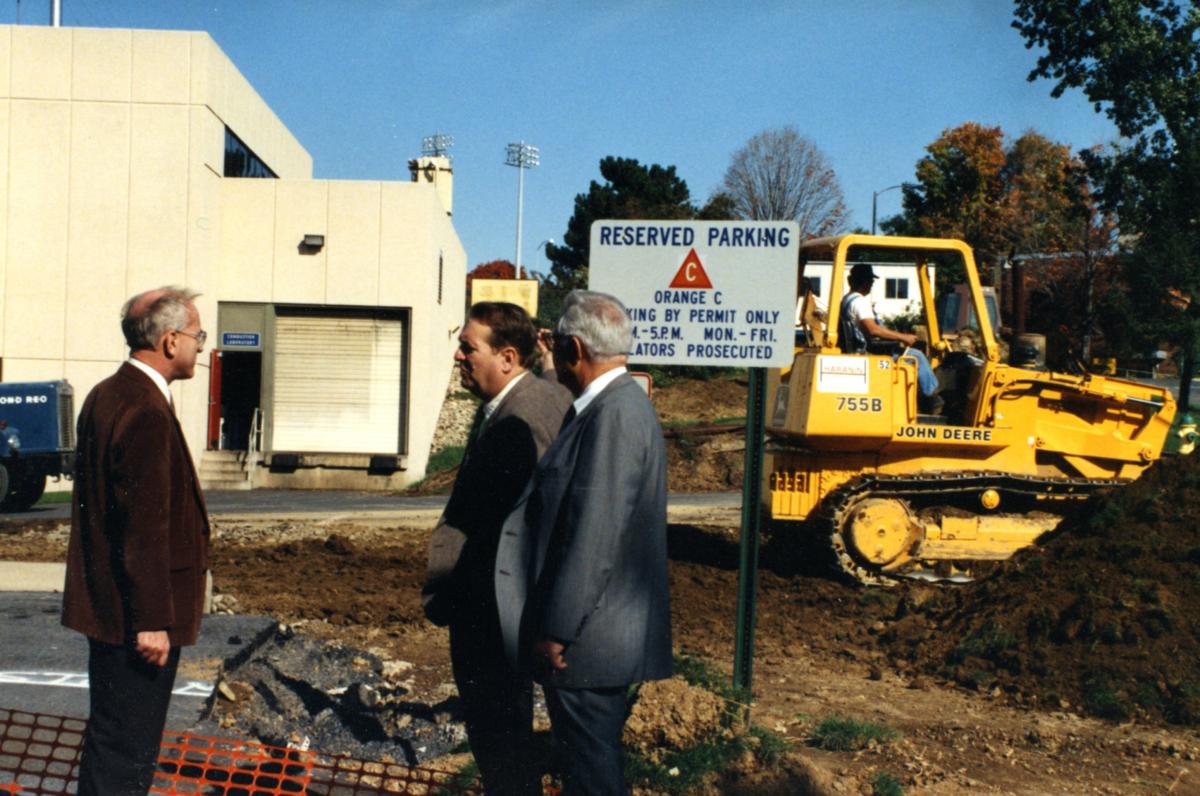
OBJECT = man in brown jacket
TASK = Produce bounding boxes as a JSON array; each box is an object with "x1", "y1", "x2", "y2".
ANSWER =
[{"x1": 62, "y1": 286, "x2": 210, "y2": 796}]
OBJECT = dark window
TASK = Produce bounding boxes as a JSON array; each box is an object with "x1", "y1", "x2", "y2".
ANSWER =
[
  {"x1": 438, "y1": 254, "x2": 444, "y2": 305},
  {"x1": 224, "y1": 128, "x2": 277, "y2": 178},
  {"x1": 808, "y1": 277, "x2": 821, "y2": 297},
  {"x1": 885, "y1": 278, "x2": 908, "y2": 299}
]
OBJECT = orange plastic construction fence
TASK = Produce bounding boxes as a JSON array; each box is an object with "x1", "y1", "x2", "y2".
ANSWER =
[{"x1": 0, "y1": 708, "x2": 482, "y2": 795}]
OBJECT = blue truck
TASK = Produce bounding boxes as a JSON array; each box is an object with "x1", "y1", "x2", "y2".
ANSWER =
[{"x1": 0, "y1": 380, "x2": 76, "y2": 512}]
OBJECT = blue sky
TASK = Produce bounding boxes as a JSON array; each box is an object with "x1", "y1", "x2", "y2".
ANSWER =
[{"x1": 4, "y1": 1, "x2": 1118, "y2": 274}]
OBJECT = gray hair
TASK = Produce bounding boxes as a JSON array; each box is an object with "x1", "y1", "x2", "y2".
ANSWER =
[
  {"x1": 556, "y1": 290, "x2": 632, "y2": 361},
  {"x1": 121, "y1": 286, "x2": 201, "y2": 351}
]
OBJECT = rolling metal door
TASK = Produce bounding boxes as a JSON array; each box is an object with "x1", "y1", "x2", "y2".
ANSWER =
[{"x1": 272, "y1": 315, "x2": 403, "y2": 453}]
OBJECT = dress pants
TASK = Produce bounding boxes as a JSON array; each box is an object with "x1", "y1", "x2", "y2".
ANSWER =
[
  {"x1": 543, "y1": 685, "x2": 629, "y2": 796},
  {"x1": 449, "y1": 613, "x2": 538, "y2": 795},
  {"x1": 77, "y1": 638, "x2": 180, "y2": 796}
]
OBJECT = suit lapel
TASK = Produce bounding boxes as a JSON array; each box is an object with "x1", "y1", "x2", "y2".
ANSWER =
[{"x1": 117, "y1": 363, "x2": 209, "y2": 520}]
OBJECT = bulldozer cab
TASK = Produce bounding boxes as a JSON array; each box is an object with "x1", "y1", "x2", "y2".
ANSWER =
[
  {"x1": 782, "y1": 234, "x2": 999, "y2": 432},
  {"x1": 798, "y1": 234, "x2": 998, "y2": 367}
]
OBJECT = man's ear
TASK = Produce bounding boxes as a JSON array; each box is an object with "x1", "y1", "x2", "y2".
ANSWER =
[
  {"x1": 563, "y1": 336, "x2": 583, "y2": 366},
  {"x1": 162, "y1": 330, "x2": 179, "y2": 359},
  {"x1": 499, "y1": 345, "x2": 519, "y2": 371}
]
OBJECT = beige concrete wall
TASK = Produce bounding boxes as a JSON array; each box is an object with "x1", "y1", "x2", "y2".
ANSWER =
[
  {"x1": 218, "y1": 177, "x2": 467, "y2": 485},
  {"x1": 0, "y1": 24, "x2": 461, "y2": 490},
  {"x1": 0, "y1": 24, "x2": 311, "y2": 474}
]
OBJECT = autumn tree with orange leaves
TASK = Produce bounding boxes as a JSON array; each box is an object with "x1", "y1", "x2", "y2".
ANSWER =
[{"x1": 881, "y1": 123, "x2": 1123, "y2": 364}]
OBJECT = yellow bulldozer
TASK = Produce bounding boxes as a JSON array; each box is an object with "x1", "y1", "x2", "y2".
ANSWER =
[{"x1": 765, "y1": 234, "x2": 1179, "y2": 584}]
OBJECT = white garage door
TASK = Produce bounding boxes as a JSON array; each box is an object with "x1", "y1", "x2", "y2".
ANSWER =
[{"x1": 272, "y1": 314, "x2": 404, "y2": 453}]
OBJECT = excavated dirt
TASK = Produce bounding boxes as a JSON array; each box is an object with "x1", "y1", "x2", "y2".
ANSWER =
[
  {"x1": 879, "y1": 451, "x2": 1200, "y2": 727},
  {"x1": 3, "y1": 512, "x2": 1199, "y2": 793}
]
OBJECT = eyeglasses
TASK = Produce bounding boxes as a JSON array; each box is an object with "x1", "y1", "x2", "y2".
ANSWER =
[{"x1": 175, "y1": 329, "x2": 207, "y2": 349}]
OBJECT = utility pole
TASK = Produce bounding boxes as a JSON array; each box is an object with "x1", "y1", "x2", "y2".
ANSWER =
[
  {"x1": 505, "y1": 142, "x2": 540, "y2": 270},
  {"x1": 871, "y1": 184, "x2": 903, "y2": 235}
]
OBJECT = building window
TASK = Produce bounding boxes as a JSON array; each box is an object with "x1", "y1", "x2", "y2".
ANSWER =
[
  {"x1": 224, "y1": 128, "x2": 277, "y2": 178},
  {"x1": 885, "y1": 278, "x2": 908, "y2": 299},
  {"x1": 438, "y1": 253, "x2": 444, "y2": 305}
]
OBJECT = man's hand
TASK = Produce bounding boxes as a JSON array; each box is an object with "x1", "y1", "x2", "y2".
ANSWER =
[
  {"x1": 535, "y1": 329, "x2": 556, "y2": 373},
  {"x1": 531, "y1": 639, "x2": 568, "y2": 680},
  {"x1": 136, "y1": 630, "x2": 171, "y2": 667}
]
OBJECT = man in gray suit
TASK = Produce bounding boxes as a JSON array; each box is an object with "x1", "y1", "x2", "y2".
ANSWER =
[
  {"x1": 424, "y1": 301, "x2": 571, "y2": 795},
  {"x1": 496, "y1": 290, "x2": 672, "y2": 795}
]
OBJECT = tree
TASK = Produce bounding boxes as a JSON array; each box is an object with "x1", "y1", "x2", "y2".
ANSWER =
[
  {"x1": 718, "y1": 126, "x2": 848, "y2": 234},
  {"x1": 544, "y1": 157, "x2": 696, "y2": 289},
  {"x1": 883, "y1": 124, "x2": 1092, "y2": 290},
  {"x1": 883, "y1": 122, "x2": 1008, "y2": 271},
  {"x1": 1014, "y1": 0, "x2": 1200, "y2": 407}
]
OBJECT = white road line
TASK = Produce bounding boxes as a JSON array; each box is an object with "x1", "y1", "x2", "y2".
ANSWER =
[{"x1": 0, "y1": 671, "x2": 212, "y2": 697}]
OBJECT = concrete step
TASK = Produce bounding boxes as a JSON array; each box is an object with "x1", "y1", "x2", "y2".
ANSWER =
[
  {"x1": 201, "y1": 477, "x2": 253, "y2": 491},
  {"x1": 200, "y1": 461, "x2": 248, "y2": 475}
]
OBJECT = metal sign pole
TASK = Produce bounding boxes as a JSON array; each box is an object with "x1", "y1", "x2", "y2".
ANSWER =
[{"x1": 732, "y1": 366, "x2": 767, "y2": 701}]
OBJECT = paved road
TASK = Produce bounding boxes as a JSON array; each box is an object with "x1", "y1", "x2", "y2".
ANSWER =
[
  {"x1": 5, "y1": 489, "x2": 742, "y2": 522},
  {"x1": 0, "y1": 592, "x2": 274, "y2": 725}
]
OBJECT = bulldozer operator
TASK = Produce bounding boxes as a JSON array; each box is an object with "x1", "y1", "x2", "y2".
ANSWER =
[{"x1": 839, "y1": 262, "x2": 941, "y2": 412}]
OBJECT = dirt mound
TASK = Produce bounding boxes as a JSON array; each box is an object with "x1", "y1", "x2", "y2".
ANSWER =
[
  {"x1": 880, "y1": 453, "x2": 1200, "y2": 725},
  {"x1": 623, "y1": 677, "x2": 727, "y2": 762}
]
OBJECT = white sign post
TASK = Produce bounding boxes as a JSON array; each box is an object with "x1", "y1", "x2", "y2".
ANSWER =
[{"x1": 588, "y1": 220, "x2": 799, "y2": 367}]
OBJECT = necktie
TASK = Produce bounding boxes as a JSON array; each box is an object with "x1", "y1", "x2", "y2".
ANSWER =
[{"x1": 560, "y1": 406, "x2": 577, "y2": 432}]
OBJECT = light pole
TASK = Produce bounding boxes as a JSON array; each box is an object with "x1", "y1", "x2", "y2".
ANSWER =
[
  {"x1": 871, "y1": 184, "x2": 904, "y2": 235},
  {"x1": 505, "y1": 142, "x2": 540, "y2": 270}
]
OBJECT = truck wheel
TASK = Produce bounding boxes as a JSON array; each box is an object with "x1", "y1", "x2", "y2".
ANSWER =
[{"x1": 0, "y1": 464, "x2": 44, "y2": 512}]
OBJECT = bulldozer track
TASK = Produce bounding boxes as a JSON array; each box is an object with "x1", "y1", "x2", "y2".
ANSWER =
[{"x1": 820, "y1": 471, "x2": 1127, "y2": 586}]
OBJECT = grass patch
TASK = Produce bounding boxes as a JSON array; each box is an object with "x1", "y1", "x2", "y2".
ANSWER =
[
  {"x1": 425, "y1": 445, "x2": 465, "y2": 476},
  {"x1": 673, "y1": 654, "x2": 749, "y2": 706},
  {"x1": 947, "y1": 621, "x2": 1018, "y2": 665},
  {"x1": 35, "y1": 490, "x2": 72, "y2": 506},
  {"x1": 625, "y1": 725, "x2": 790, "y2": 795},
  {"x1": 810, "y1": 715, "x2": 899, "y2": 752},
  {"x1": 1082, "y1": 672, "x2": 1131, "y2": 721},
  {"x1": 871, "y1": 771, "x2": 905, "y2": 796}
]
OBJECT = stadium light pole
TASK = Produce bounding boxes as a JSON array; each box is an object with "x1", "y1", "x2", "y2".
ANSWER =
[
  {"x1": 506, "y1": 142, "x2": 540, "y2": 270},
  {"x1": 871, "y1": 184, "x2": 903, "y2": 235}
]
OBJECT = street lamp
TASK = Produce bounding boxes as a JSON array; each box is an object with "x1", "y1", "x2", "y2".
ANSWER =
[
  {"x1": 871, "y1": 184, "x2": 904, "y2": 235},
  {"x1": 505, "y1": 142, "x2": 540, "y2": 270}
]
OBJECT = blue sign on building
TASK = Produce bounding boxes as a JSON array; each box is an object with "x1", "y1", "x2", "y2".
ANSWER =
[{"x1": 221, "y1": 332, "x2": 261, "y2": 348}]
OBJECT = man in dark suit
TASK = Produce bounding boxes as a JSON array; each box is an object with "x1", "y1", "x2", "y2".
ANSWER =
[
  {"x1": 496, "y1": 290, "x2": 672, "y2": 796},
  {"x1": 423, "y1": 301, "x2": 571, "y2": 795},
  {"x1": 62, "y1": 287, "x2": 210, "y2": 796}
]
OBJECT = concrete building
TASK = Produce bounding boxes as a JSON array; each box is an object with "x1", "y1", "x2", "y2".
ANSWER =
[{"x1": 0, "y1": 24, "x2": 466, "y2": 490}]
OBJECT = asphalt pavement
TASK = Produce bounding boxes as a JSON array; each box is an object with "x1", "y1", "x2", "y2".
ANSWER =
[{"x1": 0, "y1": 592, "x2": 275, "y2": 726}]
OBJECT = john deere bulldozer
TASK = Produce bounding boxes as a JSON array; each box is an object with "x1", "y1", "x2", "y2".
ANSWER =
[{"x1": 766, "y1": 234, "x2": 1178, "y2": 584}]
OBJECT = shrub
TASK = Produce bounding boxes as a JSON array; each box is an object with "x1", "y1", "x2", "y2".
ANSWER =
[{"x1": 871, "y1": 771, "x2": 905, "y2": 796}]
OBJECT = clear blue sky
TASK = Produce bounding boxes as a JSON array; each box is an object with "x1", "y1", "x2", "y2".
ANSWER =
[{"x1": 4, "y1": 0, "x2": 1118, "y2": 274}]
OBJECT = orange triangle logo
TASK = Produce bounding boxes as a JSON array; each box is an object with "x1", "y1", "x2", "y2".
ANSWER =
[{"x1": 669, "y1": 249, "x2": 714, "y2": 289}]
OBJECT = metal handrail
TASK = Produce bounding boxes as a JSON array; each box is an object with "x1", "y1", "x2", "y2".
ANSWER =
[{"x1": 248, "y1": 407, "x2": 263, "y2": 454}]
